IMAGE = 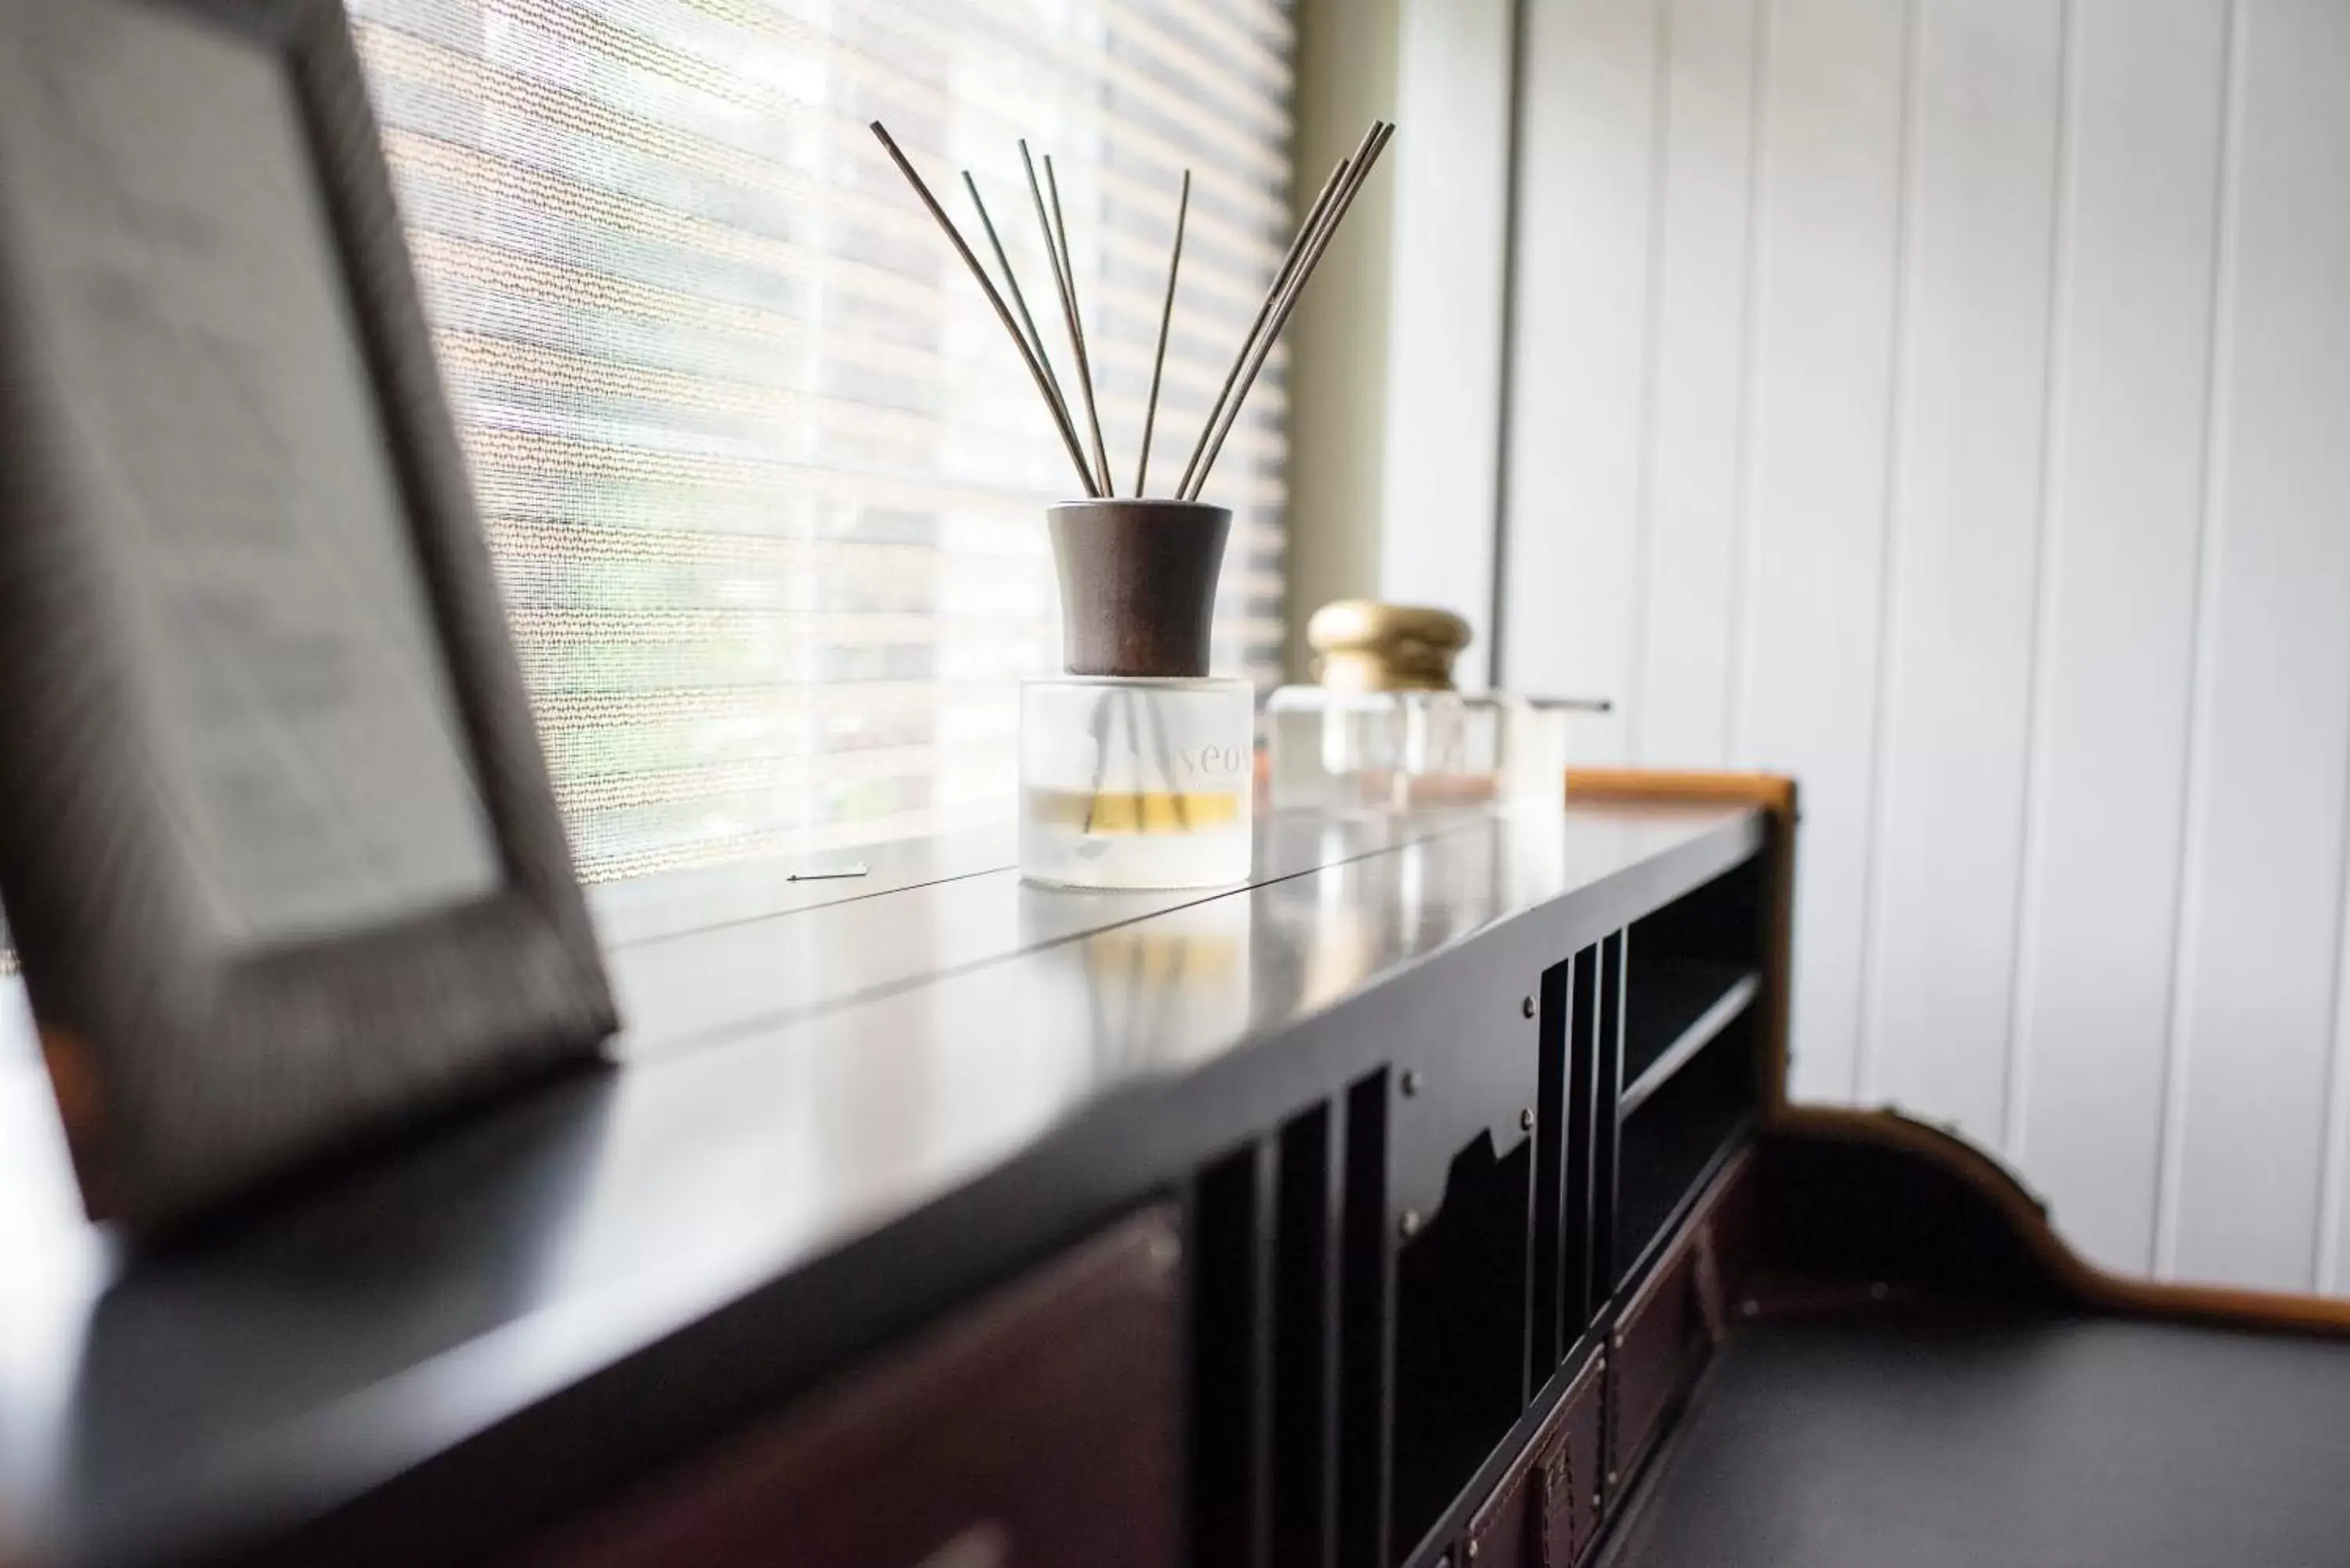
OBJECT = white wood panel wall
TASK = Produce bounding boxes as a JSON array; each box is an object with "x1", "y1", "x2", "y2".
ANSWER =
[
  {"x1": 1380, "y1": 0, "x2": 1518, "y2": 687},
  {"x1": 1500, "y1": 0, "x2": 1666, "y2": 742},
  {"x1": 2014, "y1": 0, "x2": 2230, "y2": 1282},
  {"x1": 1500, "y1": 0, "x2": 2350, "y2": 1291}
]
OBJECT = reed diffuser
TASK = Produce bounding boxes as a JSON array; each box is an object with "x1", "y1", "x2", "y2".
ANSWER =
[{"x1": 873, "y1": 118, "x2": 1396, "y2": 886}]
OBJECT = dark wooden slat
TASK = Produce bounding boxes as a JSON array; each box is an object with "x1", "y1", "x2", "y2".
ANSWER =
[
  {"x1": 1336, "y1": 1072, "x2": 1394, "y2": 1568},
  {"x1": 1589, "y1": 932, "x2": 1626, "y2": 1307},
  {"x1": 1563, "y1": 943, "x2": 1603, "y2": 1339},
  {"x1": 1530, "y1": 957, "x2": 1574, "y2": 1381},
  {"x1": 1274, "y1": 1100, "x2": 1341, "y2": 1568},
  {"x1": 1189, "y1": 1138, "x2": 1278, "y2": 1568}
]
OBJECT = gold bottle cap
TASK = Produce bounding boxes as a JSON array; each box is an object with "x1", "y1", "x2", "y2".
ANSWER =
[{"x1": 1306, "y1": 600, "x2": 1473, "y2": 692}]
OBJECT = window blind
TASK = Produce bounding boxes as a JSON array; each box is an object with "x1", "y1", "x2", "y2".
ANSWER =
[{"x1": 345, "y1": 0, "x2": 1295, "y2": 883}]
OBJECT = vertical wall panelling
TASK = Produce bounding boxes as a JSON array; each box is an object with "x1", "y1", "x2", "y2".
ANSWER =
[
  {"x1": 1718, "y1": 0, "x2": 1772, "y2": 770},
  {"x1": 1628, "y1": 0, "x2": 1761, "y2": 768},
  {"x1": 1379, "y1": 0, "x2": 1518, "y2": 684},
  {"x1": 2298, "y1": 4, "x2": 2350, "y2": 1303},
  {"x1": 1500, "y1": 0, "x2": 1665, "y2": 743},
  {"x1": 1495, "y1": 0, "x2": 2350, "y2": 1290},
  {"x1": 2326, "y1": 809, "x2": 2350, "y2": 1293},
  {"x1": 1730, "y1": 0, "x2": 1914, "y2": 1102},
  {"x1": 2008, "y1": 0, "x2": 2231, "y2": 1276},
  {"x1": 1858, "y1": 0, "x2": 2066, "y2": 1147},
  {"x1": 2164, "y1": 0, "x2": 2350, "y2": 1292}
]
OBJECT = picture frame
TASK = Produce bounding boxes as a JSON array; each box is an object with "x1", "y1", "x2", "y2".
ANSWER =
[{"x1": 0, "y1": 0, "x2": 616, "y2": 1228}]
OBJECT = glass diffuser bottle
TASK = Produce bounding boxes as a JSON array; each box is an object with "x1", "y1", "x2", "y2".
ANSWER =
[{"x1": 1019, "y1": 500, "x2": 1254, "y2": 888}]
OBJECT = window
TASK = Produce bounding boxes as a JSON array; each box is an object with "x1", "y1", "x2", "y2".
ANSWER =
[{"x1": 345, "y1": 0, "x2": 1296, "y2": 882}]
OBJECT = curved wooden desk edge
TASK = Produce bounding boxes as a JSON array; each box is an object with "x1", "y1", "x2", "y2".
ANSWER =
[
  {"x1": 1564, "y1": 765, "x2": 2350, "y2": 1341},
  {"x1": 1770, "y1": 1104, "x2": 2350, "y2": 1336}
]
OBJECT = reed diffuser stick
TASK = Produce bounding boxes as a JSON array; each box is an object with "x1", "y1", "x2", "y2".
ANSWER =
[
  {"x1": 1176, "y1": 149, "x2": 1360, "y2": 499},
  {"x1": 963, "y1": 172, "x2": 1076, "y2": 441},
  {"x1": 885, "y1": 119, "x2": 1392, "y2": 502},
  {"x1": 1020, "y1": 146, "x2": 1100, "y2": 493},
  {"x1": 1183, "y1": 121, "x2": 1386, "y2": 499},
  {"x1": 1186, "y1": 121, "x2": 1394, "y2": 500},
  {"x1": 1043, "y1": 154, "x2": 1114, "y2": 498},
  {"x1": 870, "y1": 121, "x2": 1099, "y2": 496},
  {"x1": 1135, "y1": 169, "x2": 1190, "y2": 498},
  {"x1": 1020, "y1": 143, "x2": 1107, "y2": 495}
]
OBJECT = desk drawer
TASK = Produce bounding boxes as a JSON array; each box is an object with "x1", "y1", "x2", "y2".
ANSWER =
[
  {"x1": 1610, "y1": 1241, "x2": 1705, "y2": 1492},
  {"x1": 1462, "y1": 1351, "x2": 1606, "y2": 1568},
  {"x1": 514, "y1": 1207, "x2": 1181, "y2": 1568},
  {"x1": 1609, "y1": 1157, "x2": 1748, "y2": 1496}
]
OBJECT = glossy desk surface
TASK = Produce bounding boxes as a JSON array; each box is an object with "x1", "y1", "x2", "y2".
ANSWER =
[{"x1": 0, "y1": 800, "x2": 1761, "y2": 1568}]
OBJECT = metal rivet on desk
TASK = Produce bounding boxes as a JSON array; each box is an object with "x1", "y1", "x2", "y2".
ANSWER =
[
  {"x1": 1400, "y1": 1209, "x2": 1423, "y2": 1239},
  {"x1": 1466, "y1": 1541, "x2": 1480, "y2": 1560},
  {"x1": 1522, "y1": 995, "x2": 1536, "y2": 1018},
  {"x1": 1739, "y1": 1298, "x2": 1760, "y2": 1317},
  {"x1": 1870, "y1": 1281, "x2": 1890, "y2": 1301},
  {"x1": 1401, "y1": 1069, "x2": 1423, "y2": 1097},
  {"x1": 1520, "y1": 1107, "x2": 1536, "y2": 1132},
  {"x1": 1607, "y1": 1469, "x2": 1619, "y2": 1487},
  {"x1": 1592, "y1": 1491, "x2": 1603, "y2": 1510}
]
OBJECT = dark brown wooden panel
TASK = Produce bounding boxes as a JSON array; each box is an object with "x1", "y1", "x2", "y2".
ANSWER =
[
  {"x1": 1609, "y1": 1242, "x2": 1691, "y2": 1496},
  {"x1": 1606, "y1": 1148, "x2": 1756, "y2": 1509},
  {"x1": 509, "y1": 1207, "x2": 1181, "y2": 1568}
]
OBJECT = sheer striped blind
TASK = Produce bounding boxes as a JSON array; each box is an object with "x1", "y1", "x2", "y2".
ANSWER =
[{"x1": 345, "y1": 0, "x2": 1294, "y2": 882}]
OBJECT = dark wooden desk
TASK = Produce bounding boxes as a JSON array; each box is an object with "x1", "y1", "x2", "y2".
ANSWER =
[
  {"x1": 0, "y1": 800, "x2": 1765, "y2": 1568},
  {"x1": 6, "y1": 776, "x2": 2344, "y2": 1568}
]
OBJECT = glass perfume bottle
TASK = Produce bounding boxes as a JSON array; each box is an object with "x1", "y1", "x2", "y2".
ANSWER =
[{"x1": 1260, "y1": 602, "x2": 1597, "y2": 811}]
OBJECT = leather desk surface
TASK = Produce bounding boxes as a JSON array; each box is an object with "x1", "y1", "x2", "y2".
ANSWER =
[{"x1": 1603, "y1": 1312, "x2": 2350, "y2": 1568}]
